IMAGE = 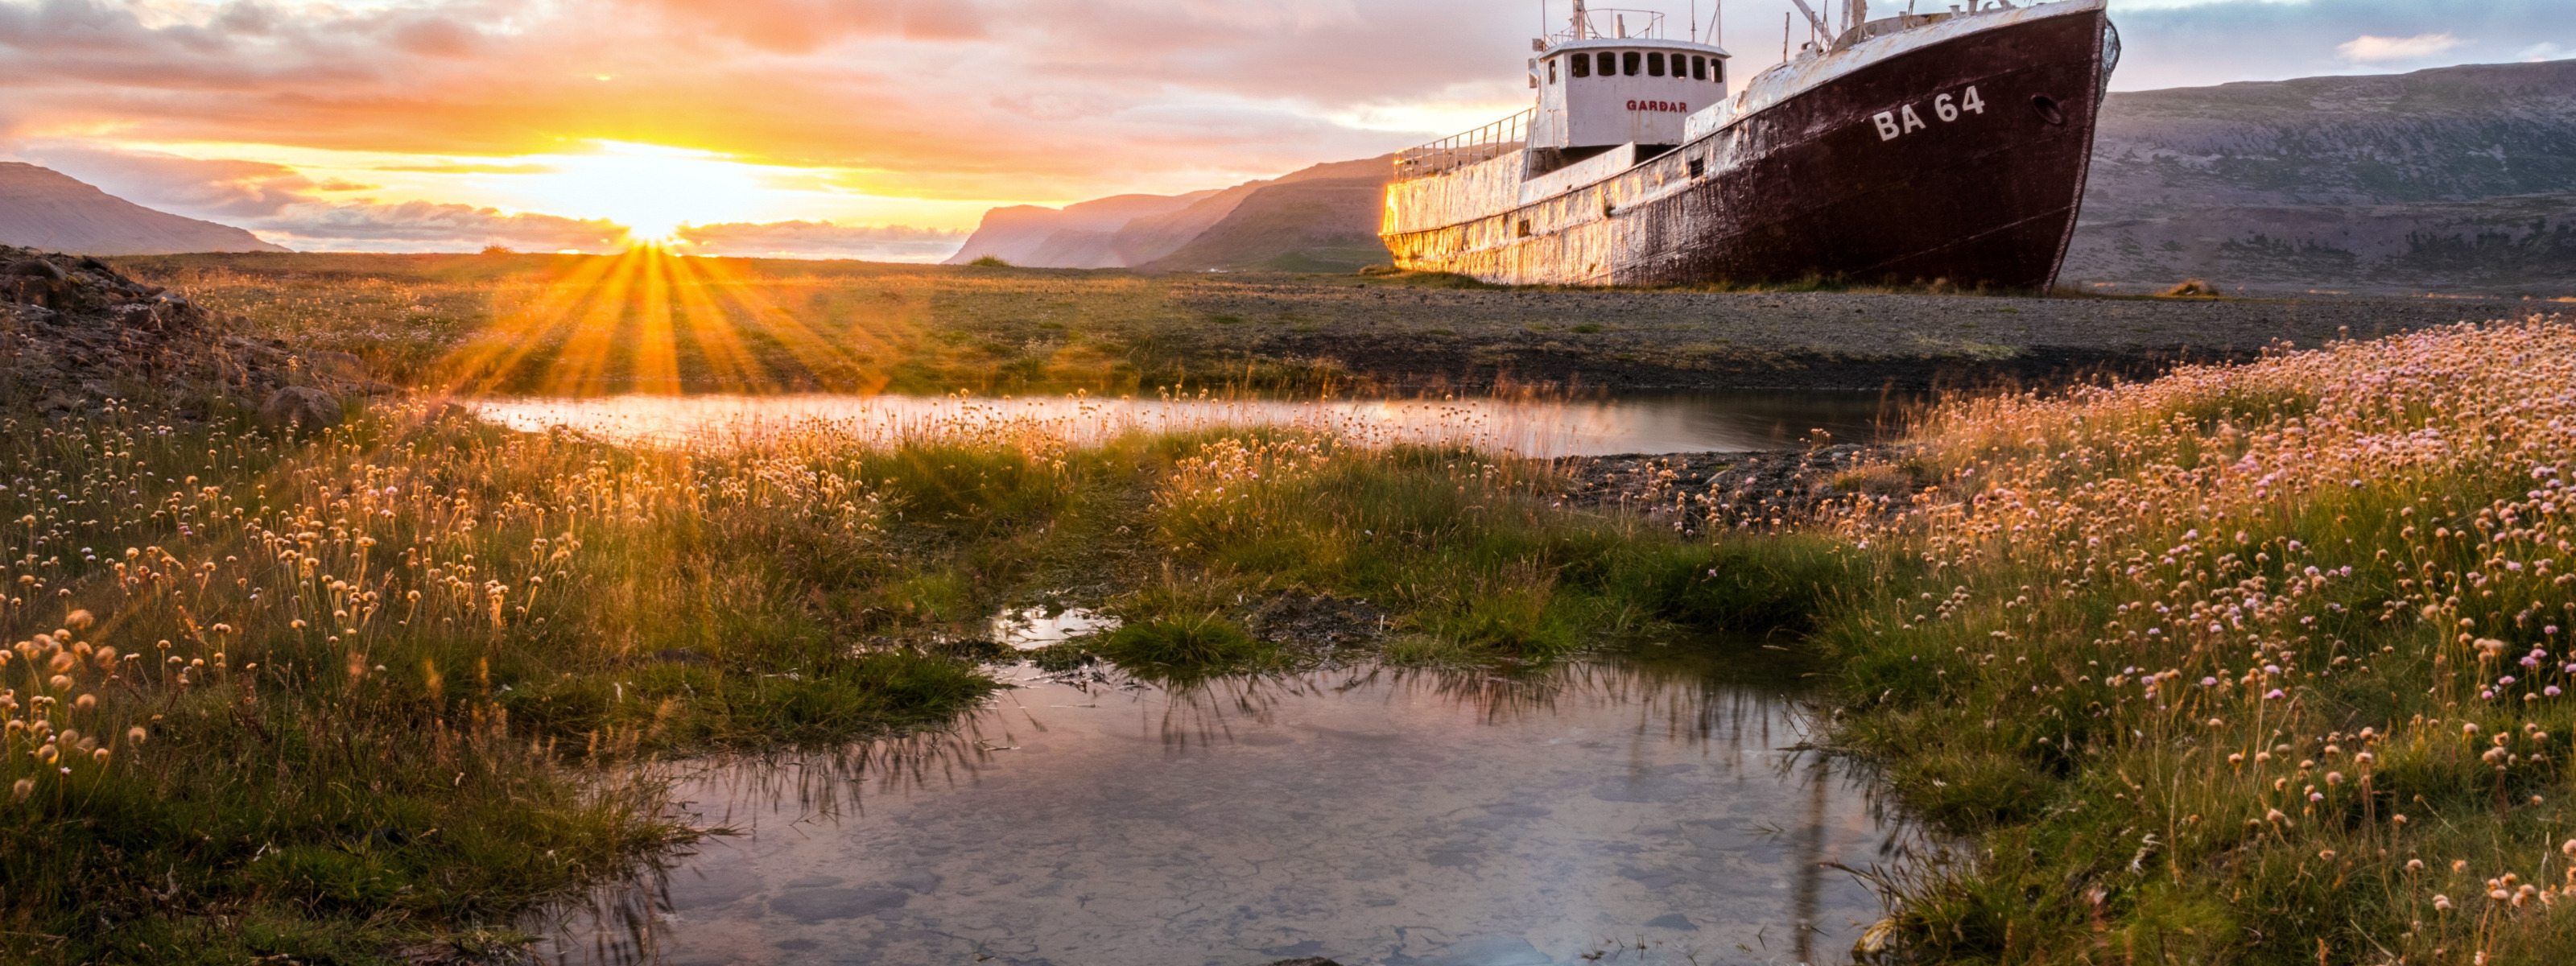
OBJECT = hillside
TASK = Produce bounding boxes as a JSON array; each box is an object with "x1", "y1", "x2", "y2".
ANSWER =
[
  {"x1": 0, "y1": 163, "x2": 289, "y2": 255},
  {"x1": 943, "y1": 192, "x2": 1217, "y2": 267},
  {"x1": 2083, "y1": 60, "x2": 2576, "y2": 220},
  {"x1": 2067, "y1": 59, "x2": 2576, "y2": 292},
  {"x1": 1141, "y1": 169, "x2": 1393, "y2": 272},
  {"x1": 947, "y1": 157, "x2": 1394, "y2": 270}
]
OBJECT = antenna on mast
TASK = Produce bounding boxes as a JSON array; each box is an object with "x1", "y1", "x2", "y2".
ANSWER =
[{"x1": 1690, "y1": 0, "x2": 1696, "y2": 42}]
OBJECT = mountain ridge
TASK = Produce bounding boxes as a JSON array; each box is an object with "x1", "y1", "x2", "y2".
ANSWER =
[
  {"x1": 946, "y1": 156, "x2": 1394, "y2": 272},
  {"x1": 0, "y1": 163, "x2": 290, "y2": 255}
]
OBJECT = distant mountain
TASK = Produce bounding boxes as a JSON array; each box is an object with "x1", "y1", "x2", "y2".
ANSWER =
[
  {"x1": 0, "y1": 163, "x2": 289, "y2": 255},
  {"x1": 946, "y1": 157, "x2": 1395, "y2": 271},
  {"x1": 1144, "y1": 163, "x2": 1393, "y2": 272},
  {"x1": 945, "y1": 192, "x2": 1219, "y2": 268},
  {"x1": 2068, "y1": 60, "x2": 2576, "y2": 292}
]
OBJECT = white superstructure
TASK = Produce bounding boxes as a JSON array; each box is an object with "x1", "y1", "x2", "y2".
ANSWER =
[{"x1": 1530, "y1": 6, "x2": 1730, "y2": 156}]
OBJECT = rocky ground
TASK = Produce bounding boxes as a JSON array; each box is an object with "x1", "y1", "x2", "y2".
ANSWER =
[{"x1": 1, "y1": 244, "x2": 386, "y2": 422}]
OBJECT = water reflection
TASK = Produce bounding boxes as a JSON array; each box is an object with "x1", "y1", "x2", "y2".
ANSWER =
[
  {"x1": 471, "y1": 390, "x2": 1909, "y2": 458},
  {"x1": 534, "y1": 647, "x2": 1918, "y2": 966},
  {"x1": 991, "y1": 607, "x2": 1121, "y2": 650}
]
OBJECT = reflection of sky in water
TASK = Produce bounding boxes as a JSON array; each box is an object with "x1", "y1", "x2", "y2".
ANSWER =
[
  {"x1": 534, "y1": 650, "x2": 1918, "y2": 966},
  {"x1": 471, "y1": 391, "x2": 1911, "y2": 458}
]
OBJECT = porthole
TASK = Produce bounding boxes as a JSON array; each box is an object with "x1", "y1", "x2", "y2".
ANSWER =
[{"x1": 2031, "y1": 94, "x2": 2066, "y2": 126}]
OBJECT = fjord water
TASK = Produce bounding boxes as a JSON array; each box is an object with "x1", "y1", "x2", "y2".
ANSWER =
[
  {"x1": 536, "y1": 649, "x2": 1912, "y2": 966},
  {"x1": 471, "y1": 390, "x2": 1903, "y2": 456}
]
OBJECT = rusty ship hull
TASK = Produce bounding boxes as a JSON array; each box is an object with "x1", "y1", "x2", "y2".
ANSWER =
[{"x1": 1381, "y1": 1, "x2": 2115, "y2": 290}]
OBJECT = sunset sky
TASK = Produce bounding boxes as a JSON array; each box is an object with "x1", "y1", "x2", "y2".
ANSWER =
[{"x1": 2, "y1": 0, "x2": 2565, "y2": 258}]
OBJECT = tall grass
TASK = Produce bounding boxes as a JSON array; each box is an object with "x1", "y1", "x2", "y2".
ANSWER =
[
  {"x1": 0, "y1": 402, "x2": 1008, "y2": 960},
  {"x1": 1809, "y1": 316, "x2": 2576, "y2": 964}
]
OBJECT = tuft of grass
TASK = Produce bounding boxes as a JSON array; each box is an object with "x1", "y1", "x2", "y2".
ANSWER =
[
  {"x1": 966, "y1": 254, "x2": 1012, "y2": 267},
  {"x1": 1091, "y1": 613, "x2": 1267, "y2": 669}
]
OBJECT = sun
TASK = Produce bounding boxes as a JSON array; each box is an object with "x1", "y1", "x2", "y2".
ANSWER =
[{"x1": 519, "y1": 141, "x2": 775, "y2": 247}]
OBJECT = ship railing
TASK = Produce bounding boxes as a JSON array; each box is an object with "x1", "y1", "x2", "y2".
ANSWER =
[
  {"x1": 1393, "y1": 108, "x2": 1536, "y2": 180},
  {"x1": 1547, "y1": 8, "x2": 1666, "y2": 44}
]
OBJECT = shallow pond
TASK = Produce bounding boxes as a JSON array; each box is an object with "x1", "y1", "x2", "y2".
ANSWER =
[
  {"x1": 535, "y1": 647, "x2": 1913, "y2": 966},
  {"x1": 472, "y1": 390, "x2": 1907, "y2": 457}
]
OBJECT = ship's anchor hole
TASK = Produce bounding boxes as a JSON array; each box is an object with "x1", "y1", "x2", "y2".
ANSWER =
[{"x1": 2030, "y1": 94, "x2": 2067, "y2": 126}]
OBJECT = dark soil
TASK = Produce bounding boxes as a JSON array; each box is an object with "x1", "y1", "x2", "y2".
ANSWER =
[
  {"x1": 1245, "y1": 594, "x2": 1389, "y2": 650},
  {"x1": 1558, "y1": 444, "x2": 1915, "y2": 528}
]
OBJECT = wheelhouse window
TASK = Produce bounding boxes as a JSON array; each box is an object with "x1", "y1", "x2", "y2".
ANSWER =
[
  {"x1": 1548, "y1": 59, "x2": 1558, "y2": 83},
  {"x1": 1690, "y1": 55, "x2": 1706, "y2": 80},
  {"x1": 1647, "y1": 52, "x2": 1666, "y2": 76},
  {"x1": 1597, "y1": 52, "x2": 1616, "y2": 76},
  {"x1": 1569, "y1": 54, "x2": 1589, "y2": 78},
  {"x1": 1622, "y1": 51, "x2": 1641, "y2": 76},
  {"x1": 1714, "y1": 58, "x2": 1726, "y2": 85}
]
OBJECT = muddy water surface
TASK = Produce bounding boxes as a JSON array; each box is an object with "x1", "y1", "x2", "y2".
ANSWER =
[{"x1": 537, "y1": 649, "x2": 1913, "y2": 966}]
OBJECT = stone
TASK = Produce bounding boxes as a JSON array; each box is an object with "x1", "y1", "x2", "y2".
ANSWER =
[
  {"x1": 303, "y1": 350, "x2": 365, "y2": 380},
  {"x1": 261, "y1": 386, "x2": 343, "y2": 430}
]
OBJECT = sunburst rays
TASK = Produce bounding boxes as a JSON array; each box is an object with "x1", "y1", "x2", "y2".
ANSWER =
[{"x1": 431, "y1": 246, "x2": 909, "y2": 397}]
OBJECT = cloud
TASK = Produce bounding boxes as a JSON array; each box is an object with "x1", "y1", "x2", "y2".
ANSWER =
[
  {"x1": 672, "y1": 220, "x2": 965, "y2": 261},
  {"x1": 2337, "y1": 32, "x2": 2469, "y2": 62},
  {"x1": 240, "y1": 203, "x2": 972, "y2": 260},
  {"x1": 248, "y1": 200, "x2": 630, "y2": 253},
  {"x1": 371, "y1": 163, "x2": 556, "y2": 175}
]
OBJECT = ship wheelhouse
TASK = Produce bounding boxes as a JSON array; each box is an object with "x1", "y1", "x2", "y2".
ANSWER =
[{"x1": 1530, "y1": 9, "x2": 1729, "y2": 177}]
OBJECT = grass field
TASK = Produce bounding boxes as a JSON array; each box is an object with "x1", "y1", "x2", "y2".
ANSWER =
[
  {"x1": 1817, "y1": 317, "x2": 2576, "y2": 964},
  {"x1": 107, "y1": 250, "x2": 2493, "y2": 398}
]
